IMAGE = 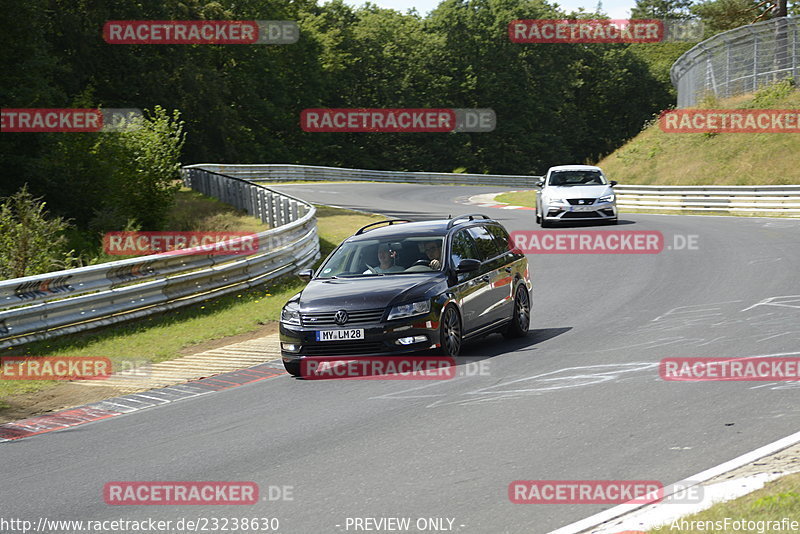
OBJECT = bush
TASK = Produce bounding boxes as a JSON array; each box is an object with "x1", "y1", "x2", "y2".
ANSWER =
[
  {"x1": 0, "y1": 185, "x2": 76, "y2": 279},
  {"x1": 101, "y1": 106, "x2": 186, "y2": 230}
]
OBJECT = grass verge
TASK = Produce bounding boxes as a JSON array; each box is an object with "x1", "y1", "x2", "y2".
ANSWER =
[
  {"x1": 0, "y1": 204, "x2": 384, "y2": 410},
  {"x1": 597, "y1": 80, "x2": 800, "y2": 186},
  {"x1": 650, "y1": 472, "x2": 800, "y2": 532}
]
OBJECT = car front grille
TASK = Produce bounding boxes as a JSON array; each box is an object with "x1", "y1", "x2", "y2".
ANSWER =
[
  {"x1": 567, "y1": 198, "x2": 596, "y2": 205},
  {"x1": 562, "y1": 211, "x2": 601, "y2": 218},
  {"x1": 301, "y1": 308, "x2": 385, "y2": 327},
  {"x1": 303, "y1": 342, "x2": 387, "y2": 356}
]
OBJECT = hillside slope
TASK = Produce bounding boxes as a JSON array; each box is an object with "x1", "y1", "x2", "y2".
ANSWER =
[{"x1": 596, "y1": 80, "x2": 800, "y2": 185}]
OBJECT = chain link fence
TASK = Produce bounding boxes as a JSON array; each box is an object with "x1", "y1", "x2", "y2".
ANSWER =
[{"x1": 671, "y1": 17, "x2": 799, "y2": 108}]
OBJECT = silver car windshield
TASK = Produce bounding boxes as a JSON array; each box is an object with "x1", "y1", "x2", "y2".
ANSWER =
[
  {"x1": 548, "y1": 170, "x2": 607, "y2": 186},
  {"x1": 316, "y1": 236, "x2": 445, "y2": 278}
]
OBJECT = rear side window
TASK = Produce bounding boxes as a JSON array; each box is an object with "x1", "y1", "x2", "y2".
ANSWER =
[
  {"x1": 484, "y1": 224, "x2": 511, "y2": 253},
  {"x1": 467, "y1": 226, "x2": 503, "y2": 261},
  {"x1": 450, "y1": 229, "x2": 479, "y2": 267}
]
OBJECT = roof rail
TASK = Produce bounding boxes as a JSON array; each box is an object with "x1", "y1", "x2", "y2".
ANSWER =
[
  {"x1": 446, "y1": 213, "x2": 491, "y2": 229},
  {"x1": 355, "y1": 219, "x2": 413, "y2": 235}
]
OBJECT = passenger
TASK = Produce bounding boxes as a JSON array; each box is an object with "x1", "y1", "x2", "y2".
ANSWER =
[{"x1": 364, "y1": 243, "x2": 404, "y2": 274}]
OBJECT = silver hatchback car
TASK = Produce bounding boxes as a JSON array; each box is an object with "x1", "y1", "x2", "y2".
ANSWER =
[{"x1": 535, "y1": 165, "x2": 618, "y2": 227}]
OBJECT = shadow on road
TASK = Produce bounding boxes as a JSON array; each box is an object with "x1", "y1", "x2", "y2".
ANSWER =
[
  {"x1": 544, "y1": 219, "x2": 635, "y2": 228},
  {"x1": 456, "y1": 326, "x2": 573, "y2": 363}
]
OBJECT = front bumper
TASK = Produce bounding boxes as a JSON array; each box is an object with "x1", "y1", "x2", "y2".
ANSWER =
[
  {"x1": 280, "y1": 315, "x2": 441, "y2": 363},
  {"x1": 542, "y1": 201, "x2": 617, "y2": 221}
]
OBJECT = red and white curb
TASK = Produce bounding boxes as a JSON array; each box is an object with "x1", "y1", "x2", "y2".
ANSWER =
[
  {"x1": 461, "y1": 191, "x2": 537, "y2": 211},
  {"x1": 0, "y1": 362, "x2": 286, "y2": 442},
  {"x1": 549, "y1": 430, "x2": 800, "y2": 534}
]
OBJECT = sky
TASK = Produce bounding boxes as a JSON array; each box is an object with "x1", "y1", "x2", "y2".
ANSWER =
[{"x1": 340, "y1": 0, "x2": 637, "y2": 19}]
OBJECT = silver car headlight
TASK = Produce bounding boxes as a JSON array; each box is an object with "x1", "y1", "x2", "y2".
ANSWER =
[
  {"x1": 280, "y1": 304, "x2": 302, "y2": 326},
  {"x1": 547, "y1": 198, "x2": 566, "y2": 205},
  {"x1": 599, "y1": 194, "x2": 615, "y2": 203},
  {"x1": 387, "y1": 300, "x2": 431, "y2": 321}
]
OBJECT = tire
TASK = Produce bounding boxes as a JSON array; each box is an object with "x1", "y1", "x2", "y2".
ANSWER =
[
  {"x1": 503, "y1": 284, "x2": 531, "y2": 338},
  {"x1": 438, "y1": 305, "x2": 463, "y2": 357},
  {"x1": 540, "y1": 218, "x2": 552, "y2": 228},
  {"x1": 283, "y1": 359, "x2": 302, "y2": 377},
  {"x1": 535, "y1": 207, "x2": 542, "y2": 224}
]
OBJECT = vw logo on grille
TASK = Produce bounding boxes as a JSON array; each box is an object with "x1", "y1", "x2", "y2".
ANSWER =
[{"x1": 334, "y1": 310, "x2": 349, "y2": 325}]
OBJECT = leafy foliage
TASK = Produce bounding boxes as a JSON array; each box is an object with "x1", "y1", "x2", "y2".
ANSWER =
[{"x1": 0, "y1": 185, "x2": 76, "y2": 278}]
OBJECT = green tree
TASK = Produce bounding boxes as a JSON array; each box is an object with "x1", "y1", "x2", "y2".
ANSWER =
[
  {"x1": 102, "y1": 107, "x2": 187, "y2": 230},
  {"x1": 631, "y1": 0, "x2": 694, "y2": 19},
  {"x1": 0, "y1": 185, "x2": 76, "y2": 279}
]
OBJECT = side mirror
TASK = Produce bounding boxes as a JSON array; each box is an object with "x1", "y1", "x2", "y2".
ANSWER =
[
  {"x1": 610, "y1": 180, "x2": 618, "y2": 187},
  {"x1": 456, "y1": 258, "x2": 481, "y2": 273},
  {"x1": 535, "y1": 180, "x2": 544, "y2": 188},
  {"x1": 297, "y1": 268, "x2": 314, "y2": 282}
]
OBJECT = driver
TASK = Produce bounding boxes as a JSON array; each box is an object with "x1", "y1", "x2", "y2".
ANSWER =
[
  {"x1": 422, "y1": 240, "x2": 442, "y2": 270},
  {"x1": 364, "y1": 243, "x2": 404, "y2": 274}
]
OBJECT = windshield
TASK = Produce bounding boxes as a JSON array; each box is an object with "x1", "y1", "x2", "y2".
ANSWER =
[
  {"x1": 548, "y1": 170, "x2": 607, "y2": 186},
  {"x1": 316, "y1": 236, "x2": 445, "y2": 277}
]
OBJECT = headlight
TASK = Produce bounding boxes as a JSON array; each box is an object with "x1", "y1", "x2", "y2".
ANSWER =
[
  {"x1": 387, "y1": 300, "x2": 431, "y2": 321},
  {"x1": 280, "y1": 305, "x2": 301, "y2": 326},
  {"x1": 599, "y1": 194, "x2": 615, "y2": 203},
  {"x1": 547, "y1": 198, "x2": 566, "y2": 205}
]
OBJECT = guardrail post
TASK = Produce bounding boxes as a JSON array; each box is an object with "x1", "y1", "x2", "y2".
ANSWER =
[
  {"x1": 281, "y1": 197, "x2": 289, "y2": 226},
  {"x1": 266, "y1": 191, "x2": 275, "y2": 228}
]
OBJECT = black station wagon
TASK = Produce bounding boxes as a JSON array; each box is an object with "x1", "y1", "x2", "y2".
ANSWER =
[{"x1": 279, "y1": 214, "x2": 532, "y2": 376}]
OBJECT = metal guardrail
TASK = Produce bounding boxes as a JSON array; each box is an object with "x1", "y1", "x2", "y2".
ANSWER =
[
  {"x1": 0, "y1": 169, "x2": 319, "y2": 349},
  {"x1": 671, "y1": 17, "x2": 799, "y2": 108},
  {"x1": 184, "y1": 163, "x2": 541, "y2": 188},
  {"x1": 614, "y1": 184, "x2": 800, "y2": 214},
  {"x1": 187, "y1": 163, "x2": 800, "y2": 216}
]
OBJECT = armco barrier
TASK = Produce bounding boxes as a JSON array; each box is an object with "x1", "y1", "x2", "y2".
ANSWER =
[
  {"x1": 184, "y1": 163, "x2": 541, "y2": 188},
  {"x1": 186, "y1": 164, "x2": 800, "y2": 216},
  {"x1": 614, "y1": 184, "x2": 800, "y2": 214},
  {"x1": 0, "y1": 169, "x2": 319, "y2": 349}
]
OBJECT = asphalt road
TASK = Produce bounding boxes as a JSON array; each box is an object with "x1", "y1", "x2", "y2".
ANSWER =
[{"x1": 2, "y1": 183, "x2": 799, "y2": 534}]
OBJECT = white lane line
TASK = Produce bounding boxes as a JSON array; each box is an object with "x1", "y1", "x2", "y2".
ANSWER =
[
  {"x1": 741, "y1": 295, "x2": 800, "y2": 312},
  {"x1": 651, "y1": 301, "x2": 743, "y2": 322},
  {"x1": 756, "y1": 332, "x2": 795, "y2": 343},
  {"x1": 548, "y1": 429, "x2": 800, "y2": 534}
]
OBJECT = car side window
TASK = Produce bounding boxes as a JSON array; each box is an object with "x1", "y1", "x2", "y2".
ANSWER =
[
  {"x1": 484, "y1": 225, "x2": 511, "y2": 254},
  {"x1": 450, "y1": 229, "x2": 479, "y2": 269},
  {"x1": 467, "y1": 226, "x2": 503, "y2": 261}
]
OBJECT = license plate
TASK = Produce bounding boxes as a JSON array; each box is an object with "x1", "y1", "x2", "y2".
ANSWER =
[
  {"x1": 315, "y1": 329, "x2": 365, "y2": 341},
  {"x1": 569, "y1": 205, "x2": 595, "y2": 212}
]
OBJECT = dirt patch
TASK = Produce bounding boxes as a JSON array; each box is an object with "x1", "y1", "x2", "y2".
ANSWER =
[
  {"x1": 709, "y1": 442, "x2": 800, "y2": 481},
  {"x1": 0, "y1": 321, "x2": 281, "y2": 425},
  {"x1": 177, "y1": 321, "x2": 278, "y2": 355},
  {"x1": 0, "y1": 383, "x2": 126, "y2": 424}
]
